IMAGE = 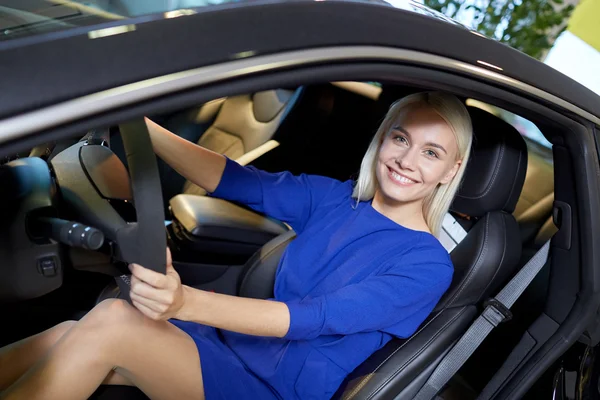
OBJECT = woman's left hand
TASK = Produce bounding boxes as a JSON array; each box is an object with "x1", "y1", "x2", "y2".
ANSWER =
[{"x1": 128, "y1": 248, "x2": 186, "y2": 321}]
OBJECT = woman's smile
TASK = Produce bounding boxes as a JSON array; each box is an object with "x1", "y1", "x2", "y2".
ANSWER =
[{"x1": 386, "y1": 166, "x2": 420, "y2": 187}]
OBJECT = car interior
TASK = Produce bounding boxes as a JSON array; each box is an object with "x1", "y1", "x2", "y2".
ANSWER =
[{"x1": 0, "y1": 78, "x2": 576, "y2": 399}]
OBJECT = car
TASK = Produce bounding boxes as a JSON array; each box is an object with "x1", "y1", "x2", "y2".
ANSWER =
[{"x1": 0, "y1": 1, "x2": 599, "y2": 399}]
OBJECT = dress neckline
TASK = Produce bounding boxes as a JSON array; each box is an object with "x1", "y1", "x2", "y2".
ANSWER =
[{"x1": 361, "y1": 199, "x2": 435, "y2": 238}]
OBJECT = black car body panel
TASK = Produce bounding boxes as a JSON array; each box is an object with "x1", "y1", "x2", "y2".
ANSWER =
[{"x1": 0, "y1": 0, "x2": 598, "y2": 122}]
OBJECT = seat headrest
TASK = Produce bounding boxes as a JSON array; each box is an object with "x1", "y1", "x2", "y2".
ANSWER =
[{"x1": 450, "y1": 106, "x2": 528, "y2": 217}]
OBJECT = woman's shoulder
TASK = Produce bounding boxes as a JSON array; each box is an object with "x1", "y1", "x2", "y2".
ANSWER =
[
  {"x1": 300, "y1": 175, "x2": 354, "y2": 203},
  {"x1": 413, "y1": 232, "x2": 452, "y2": 262},
  {"x1": 387, "y1": 231, "x2": 453, "y2": 273},
  {"x1": 381, "y1": 234, "x2": 454, "y2": 289}
]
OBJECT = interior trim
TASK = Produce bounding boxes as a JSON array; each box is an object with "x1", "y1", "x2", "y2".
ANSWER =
[
  {"x1": 235, "y1": 140, "x2": 280, "y2": 166},
  {"x1": 0, "y1": 45, "x2": 598, "y2": 143},
  {"x1": 331, "y1": 81, "x2": 382, "y2": 100}
]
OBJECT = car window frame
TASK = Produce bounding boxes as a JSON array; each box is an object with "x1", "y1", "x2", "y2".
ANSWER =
[{"x1": 0, "y1": 58, "x2": 599, "y2": 400}]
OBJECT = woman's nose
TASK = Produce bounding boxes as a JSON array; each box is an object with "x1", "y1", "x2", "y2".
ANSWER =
[{"x1": 396, "y1": 149, "x2": 417, "y2": 170}]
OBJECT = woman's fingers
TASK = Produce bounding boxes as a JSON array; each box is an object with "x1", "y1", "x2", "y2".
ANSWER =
[
  {"x1": 130, "y1": 275, "x2": 156, "y2": 298},
  {"x1": 130, "y1": 275, "x2": 173, "y2": 305},
  {"x1": 131, "y1": 298, "x2": 162, "y2": 321},
  {"x1": 127, "y1": 248, "x2": 185, "y2": 321},
  {"x1": 129, "y1": 263, "x2": 168, "y2": 289},
  {"x1": 166, "y1": 247, "x2": 172, "y2": 268},
  {"x1": 130, "y1": 291, "x2": 169, "y2": 314}
]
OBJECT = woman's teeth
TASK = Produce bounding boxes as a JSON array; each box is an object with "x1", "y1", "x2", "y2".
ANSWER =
[{"x1": 391, "y1": 170, "x2": 416, "y2": 184}]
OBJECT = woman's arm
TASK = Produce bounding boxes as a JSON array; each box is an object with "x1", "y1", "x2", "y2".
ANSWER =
[
  {"x1": 144, "y1": 117, "x2": 226, "y2": 193},
  {"x1": 145, "y1": 118, "x2": 342, "y2": 233},
  {"x1": 128, "y1": 252, "x2": 291, "y2": 338},
  {"x1": 178, "y1": 286, "x2": 291, "y2": 338}
]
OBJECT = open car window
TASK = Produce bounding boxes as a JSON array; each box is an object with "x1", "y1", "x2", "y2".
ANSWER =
[{"x1": 467, "y1": 99, "x2": 552, "y2": 150}]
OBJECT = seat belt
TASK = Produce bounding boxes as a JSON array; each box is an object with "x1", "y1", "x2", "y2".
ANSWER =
[{"x1": 412, "y1": 240, "x2": 551, "y2": 400}]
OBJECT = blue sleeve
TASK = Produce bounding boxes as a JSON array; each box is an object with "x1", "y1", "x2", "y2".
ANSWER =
[
  {"x1": 210, "y1": 157, "x2": 343, "y2": 233},
  {"x1": 282, "y1": 244, "x2": 453, "y2": 340}
]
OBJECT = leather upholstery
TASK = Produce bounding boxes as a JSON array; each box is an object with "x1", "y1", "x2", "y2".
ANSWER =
[
  {"x1": 170, "y1": 194, "x2": 288, "y2": 245},
  {"x1": 513, "y1": 151, "x2": 554, "y2": 222},
  {"x1": 238, "y1": 230, "x2": 296, "y2": 299},
  {"x1": 237, "y1": 106, "x2": 527, "y2": 399},
  {"x1": 451, "y1": 107, "x2": 528, "y2": 217},
  {"x1": 334, "y1": 306, "x2": 478, "y2": 399},
  {"x1": 434, "y1": 212, "x2": 521, "y2": 310},
  {"x1": 514, "y1": 149, "x2": 554, "y2": 245},
  {"x1": 183, "y1": 89, "x2": 301, "y2": 196}
]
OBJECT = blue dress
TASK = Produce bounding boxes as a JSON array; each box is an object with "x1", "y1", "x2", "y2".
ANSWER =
[{"x1": 170, "y1": 158, "x2": 453, "y2": 400}]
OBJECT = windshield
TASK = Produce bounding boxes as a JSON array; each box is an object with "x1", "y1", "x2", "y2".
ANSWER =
[
  {"x1": 0, "y1": 0, "x2": 236, "y2": 42},
  {"x1": 0, "y1": 1, "x2": 467, "y2": 43},
  {"x1": 74, "y1": 1, "x2": 235, "y2": 17}
]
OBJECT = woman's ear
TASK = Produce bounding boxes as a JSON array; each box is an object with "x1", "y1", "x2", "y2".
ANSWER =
[{"x1": 440, "y1": 159, "x2": 462, "y2": 185}]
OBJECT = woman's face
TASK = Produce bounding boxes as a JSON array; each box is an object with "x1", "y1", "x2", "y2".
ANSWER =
[{"x1": 375, "y1": 105, "x2": 461, "y2": 208}]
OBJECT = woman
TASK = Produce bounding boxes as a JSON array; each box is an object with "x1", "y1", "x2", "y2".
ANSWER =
[{"x1": 0, "y1": 91, "x2": 472, "y2": 400}]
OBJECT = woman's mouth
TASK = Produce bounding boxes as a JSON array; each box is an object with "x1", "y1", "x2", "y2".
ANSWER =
[{"x1": 387, "y1": 166, "x2": 418, "y2": 186}]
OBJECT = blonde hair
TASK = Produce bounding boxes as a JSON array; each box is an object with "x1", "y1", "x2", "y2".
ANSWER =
[{"x1": 352, "y1": 91, "x2": 473, "y2": 237}]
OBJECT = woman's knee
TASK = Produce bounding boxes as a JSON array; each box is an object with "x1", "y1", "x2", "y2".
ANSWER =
[
  {"x1": 49, "y1": 320, "x2": 76, "y2": 340},
  {"x1": 84, "y1": 298, "x2": 140, "y2": 328}
]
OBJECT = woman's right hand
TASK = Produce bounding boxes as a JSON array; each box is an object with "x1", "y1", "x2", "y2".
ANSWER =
[{"x1": 128, "y1": 248, "x2": 188, "y2": 321}]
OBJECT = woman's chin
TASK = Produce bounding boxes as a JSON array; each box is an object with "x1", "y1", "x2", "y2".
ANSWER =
[{"x1": 379, "y1": 190, "x2": 417, "y2": 206}]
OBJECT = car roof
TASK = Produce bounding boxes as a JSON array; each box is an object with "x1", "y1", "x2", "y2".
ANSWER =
[{"x1": 0, "y1": 0, "x2": 598, "y2": 123}]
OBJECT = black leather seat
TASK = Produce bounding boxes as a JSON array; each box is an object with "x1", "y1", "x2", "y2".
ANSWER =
[{"x1": 90, "y1": 106, "x2": 527, "y2": 400}]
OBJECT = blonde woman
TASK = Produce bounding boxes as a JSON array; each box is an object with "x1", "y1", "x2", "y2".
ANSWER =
[{"x1": 0, "y1": 91, "x2": 473, "y2": 400}]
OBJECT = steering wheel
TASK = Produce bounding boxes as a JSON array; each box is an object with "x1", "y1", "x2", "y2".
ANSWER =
[
  {"x1": 113, "y1": 120, "x2": 166, "y2": 277},
  {"x1": 0, "y1": 119, "x2": 165, "y2": 303},
  {"x1": 48, "y1": 120, "x2": 167, "y2": 290}
]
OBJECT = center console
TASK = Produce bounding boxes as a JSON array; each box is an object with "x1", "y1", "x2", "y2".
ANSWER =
[{"x1": 168, "y1": 194, "x2": 289, "y2": 265}]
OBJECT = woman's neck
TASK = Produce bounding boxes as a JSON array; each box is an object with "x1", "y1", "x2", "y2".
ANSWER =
[{"x1": 371, "y1": 191, "x2": 431, "y2": 233}]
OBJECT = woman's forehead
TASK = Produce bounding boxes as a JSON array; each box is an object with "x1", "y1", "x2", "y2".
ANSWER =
[{"x1": 393, "y1": 107, "x2": 453, "y2": 137}]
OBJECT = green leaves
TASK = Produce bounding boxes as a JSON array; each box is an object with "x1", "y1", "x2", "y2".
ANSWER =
[{"x1": 423, "y1": 0, "x2": 575, "y2": 59}]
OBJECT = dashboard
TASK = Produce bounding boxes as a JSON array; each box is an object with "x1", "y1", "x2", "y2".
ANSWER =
[{"x1": 0, "y1": 130, "x2": 133, "y2": 302}]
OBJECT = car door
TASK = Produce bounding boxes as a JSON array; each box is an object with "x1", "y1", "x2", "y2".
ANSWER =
[{"x1": 1, "y1": 2, "x2": 600, "y2": 399}]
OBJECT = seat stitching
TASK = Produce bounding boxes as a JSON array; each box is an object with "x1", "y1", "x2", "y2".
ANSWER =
[
  {"x1": 457, "y1": 138, "x2": 506, "y2": 200},
  {"x1": 346, "y1": 307, "x2": 470, "y2": 400},
  {"x1": 342, "y1": 308, "x2": 462, "y2": 399},
  {"x1": 477, "y1": 215, "x2": 508, "y2": 302},
  {"x1": 445, "y1": 215, "x2": 490, "y2": 307},
  {"x1": 501, "y1": 149, "x2": 524, "y2": 211},
  {"x1": 241, "y1": 234, "x2": 294, "y2": 282}
]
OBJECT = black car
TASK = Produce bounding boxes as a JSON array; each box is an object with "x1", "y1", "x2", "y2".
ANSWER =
[{"x1": 1, "y1": 1, "x2": 599, "y2": 399}]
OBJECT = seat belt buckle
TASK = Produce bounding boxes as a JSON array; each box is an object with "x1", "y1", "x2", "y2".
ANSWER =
[{"x1": 482, "y1": 298, "x2": 513, "y2": 324}]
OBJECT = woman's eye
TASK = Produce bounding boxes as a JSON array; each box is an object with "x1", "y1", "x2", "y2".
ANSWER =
[
  {"x1": 394, "y1": 135, "x2": 408, "y2": 145},
  {"x1": 425, "y1": 150, "x2": 439, "y2": 158}
]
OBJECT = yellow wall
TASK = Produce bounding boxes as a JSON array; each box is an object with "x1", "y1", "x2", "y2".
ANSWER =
[{"x1": 568, "y1": 0, "x2": 600, "y2": 52}]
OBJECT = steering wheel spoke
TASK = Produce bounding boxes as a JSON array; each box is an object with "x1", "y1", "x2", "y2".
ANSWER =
[{"x1": 114, "y1": 120, "x2": 166, "y2": 274}]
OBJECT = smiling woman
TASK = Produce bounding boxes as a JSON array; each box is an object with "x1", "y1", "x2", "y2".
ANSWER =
[
  {"x1": 0, "y1": 90, "x2": 473, "y2": 400},
  {"x1": 1, "y1": 0, "x2": 599, "y2": 396},
  {"x1": 354, "y1": 92, "x2": 473, "y2": 235}
]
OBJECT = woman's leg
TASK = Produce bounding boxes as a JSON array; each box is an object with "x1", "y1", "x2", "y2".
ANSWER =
[
  {"x1": 0, "y1": 321, "x2": 75, "y2": 390},
  {"x1": 0, "y1": 299, "x2": 204, "y2": 400},
  {"x1": 0, "y1": 321, "x2": 132, "y2": 391}
]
